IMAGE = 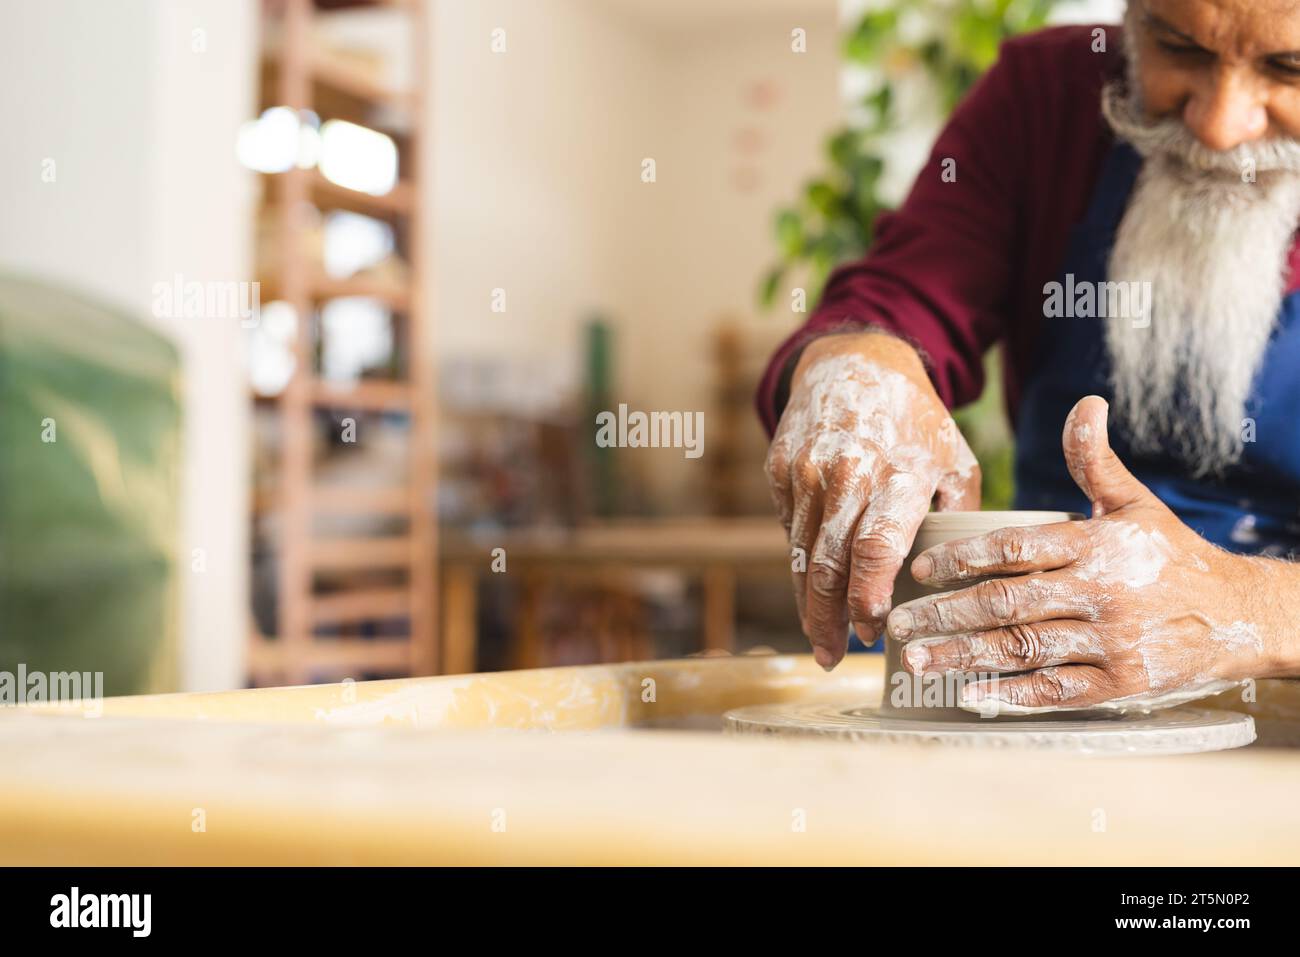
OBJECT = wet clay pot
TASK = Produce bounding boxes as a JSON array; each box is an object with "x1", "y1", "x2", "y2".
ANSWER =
[{"x1": 880, "y1": 511, "x2": 1079, "y2": 722}]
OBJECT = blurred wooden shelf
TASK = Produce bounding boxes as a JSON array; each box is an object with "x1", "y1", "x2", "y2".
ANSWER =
[
  {"x1": 310, "y1": 378, "x2": 412, "y2": 411},
  {"x1": 313, "y1": 272, "x2": 411, "y2": 310},
  {"x1": 253, "y1": 485, "x2": 412, "y2": 516},
  {"x1": 252, "y1": 379, "x2": 412, "y2": 411},
  {"x1": 311, "y1": 171, "x2": 413, "y2": 217},
  {"x1": 312, "y1": 485, "x2": 411, "y2": 515},
  {"x1": 259, "y1": 271, "x2": 412, "y2": 311},
  {"x1": 264, "y1": 170, "x2": 414, "y2": 218},
  {"x1": 309, "y1": 51, "x2": 415, "y2": 111},
  {"x1": 312, "y1": 535, "x2": 412, "y2": 570},
  {"x1": 310, "y1": 587, "x2": 410, "y2": 626},
  {"x1": 254, "y1": 0, "x2": 436, "y2": 687}
]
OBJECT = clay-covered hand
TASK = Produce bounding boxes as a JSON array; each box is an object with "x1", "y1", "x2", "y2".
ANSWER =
[
  {"x1": 765, "y1": 331, "x2": 980, "y2": 671},
  {"x1": 888, "y1": 395, "x2": 1278, "y2": 713}
]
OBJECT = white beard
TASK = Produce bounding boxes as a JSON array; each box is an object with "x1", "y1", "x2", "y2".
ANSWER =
[{"x1": 1101, "y1": 79, "x2": 1300, "y2": 476}]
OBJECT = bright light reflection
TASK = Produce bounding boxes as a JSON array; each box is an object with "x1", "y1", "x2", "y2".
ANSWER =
[{"x1": 318, "y1": 119, "x2": 398, "y2": 195}]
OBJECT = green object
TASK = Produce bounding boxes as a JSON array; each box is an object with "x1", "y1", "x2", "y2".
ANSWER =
[
  {"x1": 760, "y1": 0, "x2": 1062, "y2": 508},
  {"x1": 0, "y1": 273, "x2": 182, "y2": 697},
  {"x1": 583, "y1": 318, "x2": 617, "y2": 517},
  {"x1": 953, "y1": 351, "x2": 1015, "y2": 510},
  {"x1": 760, "y1": 0, "x2": 1059, "y2": 307}
]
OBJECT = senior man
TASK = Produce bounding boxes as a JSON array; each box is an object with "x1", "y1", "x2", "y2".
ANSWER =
[{"x1": 759, "y1": 0, "x2": 1300, "y2": 711}]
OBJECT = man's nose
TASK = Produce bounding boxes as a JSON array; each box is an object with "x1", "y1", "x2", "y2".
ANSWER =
[{"x1": 1183, "y1": 71, "x2": 1269, "y2": 151}]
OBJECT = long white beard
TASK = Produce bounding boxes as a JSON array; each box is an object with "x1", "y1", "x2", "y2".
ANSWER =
[{"x1": 1101, "y1": 82, "x2": 1300, "y2": 475}]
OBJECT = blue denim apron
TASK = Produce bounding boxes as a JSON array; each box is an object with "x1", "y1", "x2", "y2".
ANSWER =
[{"x1": 1013, "y1": 143, "x2": 1300, "y2": 558}]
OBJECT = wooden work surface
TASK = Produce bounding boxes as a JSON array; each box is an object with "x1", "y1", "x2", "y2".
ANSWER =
[{"x1": 4, "y1": 655, "x2": 1300, "y2": 864}]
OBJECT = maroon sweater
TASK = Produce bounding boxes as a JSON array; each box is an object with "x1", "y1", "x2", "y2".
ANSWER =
[{"x1": 757, "y1": 24, "x2": 1300, "y2": 435}]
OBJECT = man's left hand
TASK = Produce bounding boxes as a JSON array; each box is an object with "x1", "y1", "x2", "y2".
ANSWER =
[{"x1": 887, "y1": 396, "x2": 1282, "y2": 713}]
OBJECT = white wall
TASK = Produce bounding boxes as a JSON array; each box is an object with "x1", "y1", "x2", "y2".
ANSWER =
[
  {"x1": 146, "y1": 1, "x2": 258, "y2": 692},
  {"x1": 1051, "y1": 1, "x2": 1125, "y2": 25},
  {"x1": 0, "y1": 0, "x2": 256, "y2": 692},
  {"x1": 429, "y1": 0, "x2": 667, "y2": 397},
  {"x1": 428, "y1": 0, "x2": 841, "y2": 510},
  {"x1": 639, "y1": 12, "x2": 840, "y2": 508}
]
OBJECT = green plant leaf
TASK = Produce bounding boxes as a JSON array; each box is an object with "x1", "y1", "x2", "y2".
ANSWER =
[
  {"x1": 805, "y1": 180, "x2": 839, "y2": 218},
  {"x1": 762, "y1": 0, "x2": 1065, "y2": 314},
  {"x1": 867, "y1": 84, "x2": 893, "y2": 124},
  {"x1": 775, "y1": 209, "x2": 804, "y2": 257},
  {"x1": 758, "y1": 265, "x2": 785, "y2": 308},
  {"x1": 844, "y1": 9, "x2": 899, "y2": 64},
  {"x1": 827, "y1": 129, "x2": 861, "y2": 170}
]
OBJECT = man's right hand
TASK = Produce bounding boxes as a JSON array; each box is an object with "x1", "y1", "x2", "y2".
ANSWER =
[{"x1": 764, "y1": 331, "x2": 981, "y2": 670}]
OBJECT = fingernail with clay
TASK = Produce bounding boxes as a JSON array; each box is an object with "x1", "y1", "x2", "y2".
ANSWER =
[
  {"x1": 911, "y1": 553, "x2": 934, "y2": 582},
  {"x1": 961, "y1": 684, "x2": 1005, "y2": 718},
  {"x1": 959, "y1": 683, "x2": 999, "y2": 707},
  {"x1": 904, "y1": 642, "x2": 929, "y2": 674},
  {"x1": 887, "y1": 607, "x2": 914, "y2": 639},
  {"x1": 851, "y1": 621, "x2": 878, "y2": 647},
  {"x1": 812, "y1": 645, "x2": 837, "y2": 671}
]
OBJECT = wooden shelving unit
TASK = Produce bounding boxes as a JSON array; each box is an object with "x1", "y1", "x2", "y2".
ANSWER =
[{"x1": 251, "y1": 0, "x2": 436, "y2": 686}]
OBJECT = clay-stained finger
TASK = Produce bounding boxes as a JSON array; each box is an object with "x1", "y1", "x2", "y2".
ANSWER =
[
  {"x1": 934, "y1": 426, "x2": 981, "y2": 511},
  {"x1": 901, "y1": 621, "x2": 1103, "y2": 675},
  {"x1": 804, "y1": 489, "x2": 869, "y2": 669},
  {"x1": 800, "y1": 439, "x2": 881, "y2": 667},
  {"x1": 845, "y1": 469, "x2": 933, "y2": 646},
  {"x1": 910, "y1": 522, "x2": 1085, "y2": 586},
  {"x1": 764, "y1": 441, "x2": 804, "y2": 623},
  {"x1": 957, "y1": 665, "x2": 1120, "y2": 715},
  {"x1": 1062, "y1": 396, "x2": 1149, "y2": 517},
  {"x1": 786, "y1": 455, "x2": 825, "y2": 631},
  {"x1": 763, "y1": 441, "x2": 795, "y2": 533},
  {"x1": 885, "y1": 572, "x2": 1100, "y2": 640}
]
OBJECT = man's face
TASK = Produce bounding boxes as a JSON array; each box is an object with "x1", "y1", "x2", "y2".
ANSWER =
[
  {"x1": 1101, "y1": 2, "x2": 1300, "y2": 474},
  {"x1": 1133, "y1": 0, "x2": 1300, "y2": 150}
]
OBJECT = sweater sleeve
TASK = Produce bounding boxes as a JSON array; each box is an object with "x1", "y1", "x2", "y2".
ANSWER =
[{"x1": 756, "y1": 38, "x2": 1032, "y2": 436}]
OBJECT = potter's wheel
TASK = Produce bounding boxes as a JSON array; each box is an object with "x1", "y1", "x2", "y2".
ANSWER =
[{"x1": 722, "y1": 702, "x2": 1256, "y2": 754}]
